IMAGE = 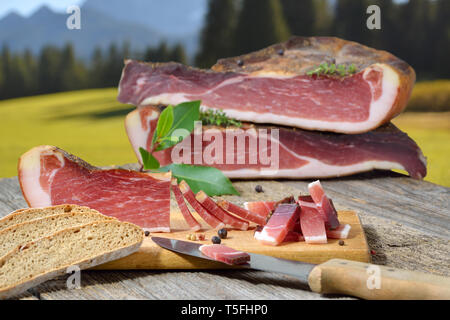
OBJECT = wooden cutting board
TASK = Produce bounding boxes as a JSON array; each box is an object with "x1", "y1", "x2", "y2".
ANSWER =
[{"x1": 95, "y1": 209, "x2": 370, "y2": 270}]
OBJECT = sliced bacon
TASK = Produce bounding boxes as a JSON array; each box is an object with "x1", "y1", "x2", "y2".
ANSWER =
[
  {"x1": 195, "y1": 191, "x2": 249, "y2": 231},
  {"x1": 18, "y1": 145, "x2": 171, "y2": 232},
  {"x1": 298, "y1": 196, "x2": 327, "y2": 244},
  {"x1": 178, "y1": 181, "x2": 224, "y2": 229},
  {"x1": 308, "y1": 180, "x2": 340, "y2": 230},
  {"x1": 254, "y1": 204, "x2": 300, "y2": 246},
  {"x1": 327, "y1": 224, "x2": 352, "y2": 239},
  {"x1": 125, "y1": 106, "x2": 427, "y2": 180},
  {"x1": 171, "y1": 179, "x2": 201, "y2": 231},
  {"x1": 217, "y1": 199, "x2": 267, "y2": 226},
  {"x1": 199, "y1": 244, "x2": 250, "y2": 265},
  {"x1": 244, "y1": 201, "x2": 275, "y2": 218}
]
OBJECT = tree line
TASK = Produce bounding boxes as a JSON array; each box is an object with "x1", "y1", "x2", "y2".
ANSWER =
[
  {"x1": 0, "y1": 42, "x2": 187, "y2": 100},
  {"x1": 196, "y1": 0, "x2": 449, "y2": 80},
  {"x1": 0, "y1": 0, "x2": 448, "y2": 100}
]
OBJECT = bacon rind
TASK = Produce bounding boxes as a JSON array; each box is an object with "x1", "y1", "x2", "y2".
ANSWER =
[
  {"x1": 195, "y1": 191, "x2": 249, "y2": 231},
  {"x1": 217, "y1": 200, "x2": 267, "y2": 226},
  {"x1": 171, "y1": 179, "x2": 201, "y2": 231},
  {"x1": 178, "y1": 181, "x2": 224, "y2": 229}
]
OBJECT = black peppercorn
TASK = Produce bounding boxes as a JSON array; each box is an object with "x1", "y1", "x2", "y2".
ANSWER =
[
  {"x1": 144, "y1": 231, "x2": 150, "y2": 237},
  {"x1": 338, "y1": 240, "x2": 345, "y2": 246},
  {"x1": 277, "y1": 49, "x2": 284, "y2": 56},
  {"x1": 237, "y1": 59, "x2": 244, "y2": 67},
  {"x1": 218, "y1": 228, "x2": 228, "y2": 239},
  {"x1": 255, "y1": 185, "x2": 263, "y2": 193},
  {"x1": 211, "y1": 235, "x2": 221, "y2": 244}
]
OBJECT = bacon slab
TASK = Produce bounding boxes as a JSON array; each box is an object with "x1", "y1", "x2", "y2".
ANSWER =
[
  {"x1": 199, "y1": 244, "x2": 250, "y2": 265},
  {"x1": 118, "y1": 37, "x2": 415, "y2": 134},
  {"x1": 125, "y1": 106, "x2": 427, "y2": 179},
  {"x1": 178, "y1": 181, "x2": 224, "y2": 229},
  {"x1": 298, "y1": 196, "x2": 327, "y2": 244},
  {"x1": 171, "y1": 179, "x2": 201, "y2": 231},
  {"x1": 327, "y1": 224, "x2": 352, "y2": 239},
  {"x1": 18, "y1": 145, "x2": 171, "y2": 232},
  {"x1": 308, "y1": 180, "x2": 340, "y2": 230},
  {"x1": 254, "y1": 204, "x2": 300, "y2": 246},
  {"x1": 195, "y1": 191, "x2": 249, "y2": 231},
  {"x1": 217, "y1": 199, "x2": 267, "y2": 226}
]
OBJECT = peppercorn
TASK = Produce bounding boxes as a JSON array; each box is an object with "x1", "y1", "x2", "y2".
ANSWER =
[
  {"x1": 186, "y1": 234, "x2": 192, "y2": 240},
  {"x1": 277, "y1": 49, "x2": 284, "y2": 56},
  {"x1": 218, "y1": 228, "x2": 228, "y2": 239},
  {"x1": 190, "y1": 234, "x2": 197, "y2": 241},
  {"x1": 144, "y1": 231, "x2": 150, "y2": 237},
  {"x1": 211, "y1": 235, "x2": 221, "y2": 244},
  {"x1": 237, "y1": 59, "x2": 244, "y2": 67},
  {"x1": 198, "y1": 234, "x2": 205, "y2": 241},
  {"x1": 255, "y1": 185, "x2": 263, "y2": 193},
  {"x1": 338, "y1": 240, "x2": 345, "y2": 246}
]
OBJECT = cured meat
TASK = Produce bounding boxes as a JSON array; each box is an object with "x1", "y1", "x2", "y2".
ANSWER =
[
  {"x1": 195, "y1": 191, "x2": 249, "y2": 231},
  {"x1": 199, "y1": 244, "x2": 250, "y2": 265},
  {"x1": 283, "y1": 231, "x2": 304, "y2": 242},
  {"x1": 254, "y1": 204, "x2": 300, "y2": 246},
  {"x1": 18, "y1": 145, "x2": 171, "y2": 232},
  {"x1": 118, "y1": 37, "x2": 415, "y2": 134},
  {"x1": 244, "y1": 201, "x2": 275, "y2": 218},
  {"x1": 298, "y1": 196, "x2": 327, "y2": 244},
  {"x1": 125, "y1": 106, "x2": 427, "y2": 179},
  {"x1": 178, "y1": 181, "x2": 225, "y2": 229},
  {"x1": 217, "y1": 199, "x2": 267, "y2": 226},
  {"x1": 327, "y1": 224, "x2": 352, "y2": 239},
  {"x1": 171, "y1": 179, "x2": 201, "y2": 231},
  {"x1": 308, "y1": 180, "x2": 340, "y2": 230}
]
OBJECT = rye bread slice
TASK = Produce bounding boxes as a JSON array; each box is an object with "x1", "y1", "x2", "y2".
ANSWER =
[
  {"x1": 0, "y1": 220, "x2": 144, "y2": 299},
  {"x1": 0, "y1": 211, "x2": 115, "y2": 259},
  {"x1": 0, "y1": 204, "x2": 100, "y2": 232}
]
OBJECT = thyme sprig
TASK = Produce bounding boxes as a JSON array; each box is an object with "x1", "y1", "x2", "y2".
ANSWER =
[
  {"x1": 307, "y1": 62, "x2": 357, "y2": 77},
  {"x1": 200, "y1": 109, "x2": 242, "y2": 128}
]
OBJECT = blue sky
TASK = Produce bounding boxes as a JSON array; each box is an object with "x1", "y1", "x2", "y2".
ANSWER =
[{"x1": 0, "y1": 0, "x2": 410, "y2": 20}]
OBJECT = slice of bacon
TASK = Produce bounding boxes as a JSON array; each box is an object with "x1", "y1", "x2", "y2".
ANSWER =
[
  {"x1": 283, "y1": 231, "x2": 304, "y2": 242},
  {"x1": 178, "y1": 181, "x2": 224, "y2": 229},
  {"x1": 298, "y1": 196, "x2": 327, "y2": 244},
  {"x1": 171, "y1": 179, "x2": 201, "y2": 231},
  {"x1": 326, "y1": 224, "x2": 352, "y2": 239},
  {"x1": 254, "y1": 204, "x2": 300, "y2": 246},
  {"x1": 243, "y1": 201, "x2": 276, "y2": 218},
  {"x1": 18, "y1": 145, "x2": 171, "y2": 232},
  {"x1": 217, "y1": 199, "x2": 267, "y2": 226},
  {"x1": 195, "y1": 191, "x2": 249, "y2": 231},
  {"x1": 199, "y1": 244, "x2": 250, "y2": 265},
  {"x1": 308, "y1": 180, "x2": 340, "y2": 230}
]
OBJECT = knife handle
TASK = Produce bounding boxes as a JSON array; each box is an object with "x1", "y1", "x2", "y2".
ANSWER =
[{"x1": 308, "y1": 259, "x2": 450, "y2": 300}]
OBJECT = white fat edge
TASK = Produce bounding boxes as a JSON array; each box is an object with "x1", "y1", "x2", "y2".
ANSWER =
[
  {"x1": 220, "y1": 158, "x2": 405, "y2": 179},
  {"x1": 19, "y1": 146, "x2": 64, "y2": 207},
  {"x1": 143, "y1": 227, "x2": 171, "y2": 233},
  {"x1": 140, "y1": 93, "x2": 189, "y2": 107},
  {"x1": 125, "y1": 108, "x2": 159, "y2": 163},
  {"x1": 254, "y1": 229, "x2": 277, "y2": 245},
  {"x1": 327, "y1": 224, "x2": 351, "y2": 239},
  {"x1": 243, "y1": 202, "x2": 249, "y2": 210},
  {"x1": 304, "y1": 234, "x2": 328, "y2": 244}
]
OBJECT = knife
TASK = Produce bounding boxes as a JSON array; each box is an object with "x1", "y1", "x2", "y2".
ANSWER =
[{"x1": 152, "y1": 236, "x2": 450, "y2": 300}]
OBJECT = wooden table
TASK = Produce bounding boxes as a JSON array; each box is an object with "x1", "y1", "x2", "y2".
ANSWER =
[{"x1": 1, "y1": 171, "x2": 449, "y2": 300}]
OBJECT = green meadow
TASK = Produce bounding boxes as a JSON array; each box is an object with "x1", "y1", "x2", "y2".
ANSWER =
[{"x1": 0, "y1": 88, "x2": 448, "y2": 187}]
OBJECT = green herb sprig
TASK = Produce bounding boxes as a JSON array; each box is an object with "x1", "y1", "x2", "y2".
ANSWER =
[
  {"x1": 307, "y1": 62, "x2": 357, "y2": 77},
  {"x1": 200, "y1": 109, "x2": 242, "y2": 128},
  {"x1": 139, "y1": 100, "x2": 239, "y2": 196}
]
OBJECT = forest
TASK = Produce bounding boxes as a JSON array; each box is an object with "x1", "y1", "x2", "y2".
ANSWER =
[{"x1": 0, "y1": 0, "x2": 448, "y2": 100}]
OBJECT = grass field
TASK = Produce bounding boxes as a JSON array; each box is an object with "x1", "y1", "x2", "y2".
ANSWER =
[{"x1": 0, "y1": 89, "x2": 449, "y2": 187}]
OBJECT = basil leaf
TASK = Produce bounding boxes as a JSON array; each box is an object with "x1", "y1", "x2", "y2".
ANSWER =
[
  {"x1": 139, "y1": 147, "x2": 160, "y2": 170},
  {"x1": 155, "y1": 100, "x2": 200, "y2": 151},
  {"x1": 159, "y1": 163, "x2": 239, "y2": 196},
  {"x1": 155, "y1": 105, "x2": 174, "y2": 141}
]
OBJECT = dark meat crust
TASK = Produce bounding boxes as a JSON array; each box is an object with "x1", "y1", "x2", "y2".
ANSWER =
[{"x1": 213, "y1": 36, "x2": 416, "y2": 124}]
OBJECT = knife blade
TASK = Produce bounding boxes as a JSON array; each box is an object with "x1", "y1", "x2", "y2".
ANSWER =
[
  {"x1": 152, "y1": 236, "x2": 450, "y2": 300},
  {"x1": 152, "y1": 236, "x2": 315, "y2": 286}
]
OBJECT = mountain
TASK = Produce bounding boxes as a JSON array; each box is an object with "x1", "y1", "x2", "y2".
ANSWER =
[
  {"x1": 0, "y1": 1, "x2": 205, "y2": 61},
  {"x1": 82, "y1": 0, "x2": 207, "y2": 37}
]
